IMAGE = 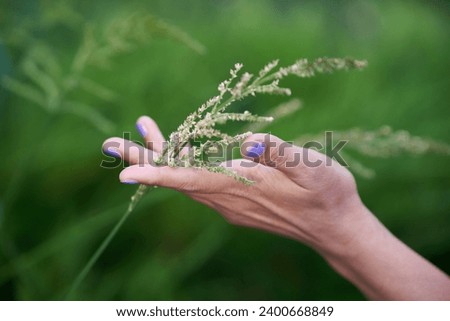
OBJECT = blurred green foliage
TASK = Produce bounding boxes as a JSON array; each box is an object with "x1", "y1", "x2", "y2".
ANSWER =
[{"x1": 0, "y1": 0, "x2": 449, "y2": 300}]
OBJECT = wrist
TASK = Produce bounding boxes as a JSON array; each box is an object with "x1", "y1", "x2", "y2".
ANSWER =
[
  {"x1": 314, "y1": 200, "x2": 386, "y2": 269},
  {"x1": 314, "y1": 204, "x2": 450, "y2": 300}
]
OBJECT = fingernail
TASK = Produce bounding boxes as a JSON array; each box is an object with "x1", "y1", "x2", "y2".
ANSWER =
[
  {"x1": 246, "y1": 142, "x2": 265, "y2": 158},
  {"x1": 136, "y1": 123, "x2": 147, "y2": 137},
  {"x1": 105, "y1": 147, "x2": 121, "y2": 158},
  {"x1": 121, "y1": 179, "x2": 138, "y2": 184}
]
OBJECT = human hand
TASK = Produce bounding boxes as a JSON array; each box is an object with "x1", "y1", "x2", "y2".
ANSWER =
[{"x1": 102, "y1": 115, "x2": 371, "y2": 258}]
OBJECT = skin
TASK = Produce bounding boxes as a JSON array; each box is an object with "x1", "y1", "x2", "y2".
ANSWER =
[{"x1": 103, "y1": 115, "x2": 450, "y2": 300}]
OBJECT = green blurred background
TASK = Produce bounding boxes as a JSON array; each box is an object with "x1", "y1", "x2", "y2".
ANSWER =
[{"x1": 0, "y1": 0, "x2": 449, "y2": 300}]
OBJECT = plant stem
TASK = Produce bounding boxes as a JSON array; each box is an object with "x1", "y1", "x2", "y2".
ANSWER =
[{"x1": 65, "y1": 185, "x2": 149, "y2": 300}]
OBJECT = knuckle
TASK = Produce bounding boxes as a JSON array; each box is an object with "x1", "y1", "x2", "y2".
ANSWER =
[
  {"x1": 174, "y1": 170, "x2": 200, "y2": 193},
  {"x1": 177, "y1": 181, "x2": 198, "y2": 193},
  {"x1": 265, "y1": 141, "x2": 293, "y2": 168}
]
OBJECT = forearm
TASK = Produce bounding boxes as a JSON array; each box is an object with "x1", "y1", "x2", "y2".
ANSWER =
[{"x1": 319, "y1": 205, "x2": 450, "y2": 300}]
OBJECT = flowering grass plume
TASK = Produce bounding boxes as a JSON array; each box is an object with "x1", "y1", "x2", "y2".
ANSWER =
[
  {"x1": 294, "y1": 126, "x2": 450, "y2": 178},
  {"x1": 244, "y1": 98, "x2": 302, "y2": 132},
  {"x1": 2, "y1": 12, "x2": 205, "y2": 134}
]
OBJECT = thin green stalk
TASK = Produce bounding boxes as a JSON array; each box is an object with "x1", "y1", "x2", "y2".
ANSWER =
[
  {"x1": 65, "y1": 185, "x2": 149, "y2": 299},
  {"x1": 64, "y1": 207, "x2": 132, "y2": 299}
]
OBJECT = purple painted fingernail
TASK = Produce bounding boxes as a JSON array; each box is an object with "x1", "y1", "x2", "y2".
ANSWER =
[
  {"x1": 246, "y1": 142, "x2": 265, "y2": 158},
  {"x1": 105, "y1": 147, "x2": 121, "y2": 158},
  {"x1": 136, "y1": 123, "x2": 147, "y2": 137},
  {"x1": 121, "y1": 179, "x2": 138, "y2": 184}
]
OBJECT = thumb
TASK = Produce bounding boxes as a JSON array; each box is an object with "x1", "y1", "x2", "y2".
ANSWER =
[{"x1": 240, "y1": 133, "x2": 327, "y2": 185}]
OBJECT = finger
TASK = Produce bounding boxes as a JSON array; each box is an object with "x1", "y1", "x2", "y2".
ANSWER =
[
  {"x1": 135, "y1": 116, "x2": 166, "y2": 153},
  {"x1": 240, "y1": 133, "x2": 328, "y2": 186},
  {"x1": 119, "y1": 162, "x2": 254, "y2": 193},
  {"x1": 102, "y1": 137, "x2": 159, "y2": 165}
]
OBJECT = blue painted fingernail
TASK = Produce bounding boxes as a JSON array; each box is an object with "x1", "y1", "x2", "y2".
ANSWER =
[
  {"x1": 246, "y1": 142, "x2": 265, "y2": 158},
  {"x1": 136, "y1": 123, "x2": 147, "y2": 137},
  {"x1": 105, "y1": 147, "x2": 121, "y2": 158},
  {"x1": 121, "y1": 179, "x2": 138, "y2": 184}
]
